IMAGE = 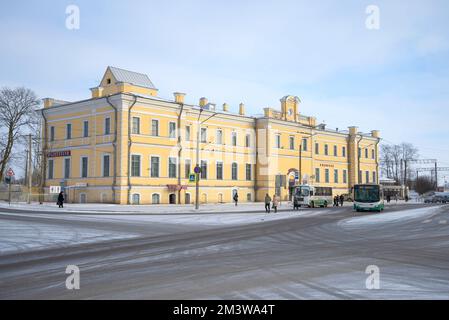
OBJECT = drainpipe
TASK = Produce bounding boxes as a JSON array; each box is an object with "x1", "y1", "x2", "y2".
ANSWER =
[
  {"x1": 105, "y1": 95, "x2": 118, "y2": 203},
  {"x1": 127, "y1": 95, "x2": 138, "y2": 204},
  {"x1": 40, "y1": 109, "x2": 48, "y2": 204},
  {"x1": 254, "y1": 120, "x2": 258, "y2": 201},
  {"x1": 176, "y1": 103, "x2": 184, "y2": 204},
  {"x1": 375, "y1": 138, "x2": 380, "y2": 184},
  {"x1": 357, "y1": 134, "x2": 364, "y2": 184}
]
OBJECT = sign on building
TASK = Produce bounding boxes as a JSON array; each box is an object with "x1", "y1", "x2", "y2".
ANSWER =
[
  {"x1": 49, "y1": 186, "x2": 61, "y2": 194},
  {"x1": 48, "y1": 150, "x2": 71, "y2": 158}
]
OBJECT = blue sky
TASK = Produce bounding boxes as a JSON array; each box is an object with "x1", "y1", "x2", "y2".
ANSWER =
[{"x1": 1, "y1": 0, "x2": 449, "y2": 181}]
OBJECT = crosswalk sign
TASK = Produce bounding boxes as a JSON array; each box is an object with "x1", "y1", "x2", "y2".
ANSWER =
[{"x1": 189, "y1": 173, "x2": 196, "y2": 183}]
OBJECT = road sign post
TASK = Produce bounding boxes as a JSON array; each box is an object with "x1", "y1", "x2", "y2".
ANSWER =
[{"x1": 6, "y1": 168, "x2": 14, "y2": 206}]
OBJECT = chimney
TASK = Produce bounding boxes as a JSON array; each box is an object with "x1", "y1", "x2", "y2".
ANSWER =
[
  {"x1": 173, "y1": 92, "x2": 186, "y2": 104},
  {"x1": 199, "y1": 97, "x2": 208, "y2": 107},
  {"x1": 371, "y1": 130, "x2": 380, "y2": 138},
  {"x1": 239, "y1": 103, "x2": 245, "y2": 115},
  {"x1": 43, "y1": 98, "x2": 54, "y2": 108},
  {"x1": 348, "y1": 126, "x2": 358, "y2": 135},
  {"x1": 222, "y1": 103, "x2": 229, "y2": 112}
]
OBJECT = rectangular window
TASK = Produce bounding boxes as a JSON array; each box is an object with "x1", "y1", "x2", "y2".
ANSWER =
[
  {"x1": 315, "y1": 168, "x2": 320, "y2": 183},
  {"x1": 343, "y1": 170, "x2": 347, "y2": 183},
  {"x1": 151, "y1": 156, "x2": 159, "y2": 178},
  {"x1": 302, "y1": 138, "x2": 307, "y2": 151},
  {"x1": 365, "y1": 148, "x2": 368, "y2": 159},
  {"x1": 245, "y1": 134, "x2": 251, "y2": 148},
  {"x1": 50, "y1": 126, "x2": 55, "y2": 141},
  {"x1": 232, "y1": 132, "x2": 237, "y2": 146},
  {"x1": 289, "y1": 136, "x2": 295, "y2": 150},
  {"x1": 152, "y1": 119, "x2": 159, "y2": 136},
  {"x1": 66, "y1": 123, "x2": 72, "y2": 139},
  {"x1": 81, "y1": 156, "x2": 88, "y2": 178},
  {"x1": 185, "y1": 125, "x2": 191, "y2": 141},
  {"x1": 334, "y1": 169, "x2": 338, "y2": 183},
  {"x1": 324, "y1": 144, "x2": 329, "y2": 155},
  {"x1": 185, "y1": 159, "x2": 191, "y2": 179},
  {"x1": 275, "y1": 134, "x2": 281, "y2": 148},
  {"x1": 325, "y1": 169, "x2": 330, "y2": 183},
  {"x1": 103, "y1": 155, "x2": 110, "y2": 177},
  {"x1": 83, "y1": 120, "x2": 89, "y2": 138},
  {"x1": 216, "y1": 129, "x2": 223, "y2": 144},
  {"x1": 216, "y1": 162, "x2": 223, "y2": 180},
  {"x1": 358, "y1": 147, "x2": 361, "y2": 158},
  {"x1": 201, "y1": 128, "x2": 207, "y2": 143},
  {"x1": 371, "y1": 149, "x2": 375, "y2": 159},
  {"x1": 169, "y1": 122, "x2": 176, "y2": 138},
  {"x1": 200, "y1": 160, "x2": 207, "y2": 179},
  {"x1": 315, "y1": 143, "x2": 319, "y2": 154},
  {"x1": 48, "y1": 159, "x2": 54, "y2": 179},
  {"x1": 366, "y1": 171, "x2": 370, "y2": 183},
  {"x1": 372, "y1": 171, "x2": 376, "y2": 183},
  {"x1": 104, "y1": 117, "x2": 111, "y2": 135},
  {"x1": 333, "y1": 145, "x2": 337, "y2": 156},
  {"x1": 64, "y1": 158, "x2": 70, "y2": 179},
  {"x1": 232, "y1": 163, "x2": 238, "y2": 180},
  {"x1": 358, "y1": 170, "x2": 362, "y2": 183},
  {"x1": 131, "y1": 155, "x2": 141, "y2": 177},
  {"x1": 342, "y1": 146, "x2": 346, "y2": 157},
  {"x1": 169, "y1": 157, "x2": 177, "y2": 178},
  {"x1": 246, "y1": 163, "x2": 251, "y2": 181},
  {"x1": 132, "y1": 117, "x2": 140, "y2": 134}
]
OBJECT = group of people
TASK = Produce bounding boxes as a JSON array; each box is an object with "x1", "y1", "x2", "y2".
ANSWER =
[
  {"x1": 333, "y1": 194, "x2": 345, "y2": 207},
  {"x1": 264, "y1": 194, "x2": 281, "y2": 213}
]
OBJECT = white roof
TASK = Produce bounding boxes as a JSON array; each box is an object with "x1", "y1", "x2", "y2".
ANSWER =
[{"x1": 108, "y1": 66, "x2": 157, "y2": 89}]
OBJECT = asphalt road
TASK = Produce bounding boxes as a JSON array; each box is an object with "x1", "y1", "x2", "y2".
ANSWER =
[{"x1": 1, "y1": 203, "x2": 448, "y2": 299}]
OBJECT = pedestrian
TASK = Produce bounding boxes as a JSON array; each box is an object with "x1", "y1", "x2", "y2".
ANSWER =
[
  {"x1": 395, "y1": 195, "x2": 398, "y2": 203},
  {"x1": 334, "y1": 196, "x2": 338, "y2": 207},
  {"x1": 405, "y1": 195, "x2": 409, "y2": 202},
  {"x1": 233, "y1": 192, "x2": 239, "y2": 206},
  {"x1": 339, "y1": 194, "x2": 344, "y2": 206},
  {"x1": 387, "y1": 195, "x2": 391, "y2": 203},
  {"x1": 57, "y1": 191, "x2": 64, "y2": 208},
  {"x1": 264, "y1": 193, "x2": 272, "y2": 213},
  {"x1": 272, "y1": 194, "x2": 279, "y2": 213}
]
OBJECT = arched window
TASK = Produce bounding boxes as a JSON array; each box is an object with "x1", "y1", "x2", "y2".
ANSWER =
[
  {"x1": 152, "y1": 193, "x2": 160, "y2": 204},
  {"x1": 132, "y1": 193, "x2": 140, "y2": 205}
]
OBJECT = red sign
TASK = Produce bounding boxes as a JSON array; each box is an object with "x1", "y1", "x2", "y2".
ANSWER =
[
  {"x1": 167, "y1": 184, "x2": 188, "y2": 191},
  {"x1": 6, "y1": 168, "x2": 14, "y2": 177},
  {"x1": 47, "y1": 150, "x2": 71, "y2": 157}
]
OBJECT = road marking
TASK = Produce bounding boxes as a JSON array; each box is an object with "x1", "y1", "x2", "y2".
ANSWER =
[
  {"x1": 422, "y1": 219, "x2": 432, "y2": 223},
  {"x1": 438, "y1": 220, "x2": 447, "y2": 224}
]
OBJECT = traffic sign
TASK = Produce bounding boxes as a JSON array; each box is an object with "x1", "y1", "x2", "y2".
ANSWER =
[
  {"x1": 49, "y1": 186, "x2": 61, "y2": 194},
  {"x1": 6, "y1": 168, "x2": 14, "y2": 177},
  {"x1": 189, "y1": 173, "x2": 197, "y2": 183},
  {"x1": 193, "y1": 166, "x2": 201, "y2": 174}
]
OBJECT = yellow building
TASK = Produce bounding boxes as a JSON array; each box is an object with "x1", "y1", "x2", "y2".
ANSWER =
[{"x1": 41, "y1": 66, "x2": 380, "y2": 204}]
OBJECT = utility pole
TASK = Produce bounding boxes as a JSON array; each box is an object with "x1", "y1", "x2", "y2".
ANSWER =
[
  {"x1": 195, "y1": 109, "x2": 202, "y2": 210},
  {"x1": 435, "y1": 161, "x2": 438, "y2": 190},
  {"x1": 28, "y1": 134, "x2": 32, "y2": 204}
]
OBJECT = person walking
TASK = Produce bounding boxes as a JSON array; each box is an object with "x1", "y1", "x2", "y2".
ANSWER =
[
  {"x1": 233, "y1": 192, "x2": 239, "y2": 206},
  {"x1": 334, "y1": 196, "x2": 338, "y2": 207},
  {"x1": 339, "y1": 194, "x2": 344, "y2": 207},
  {"x1": 272, "y1": 194, "x2": 280, "y2": 213},
  {"x1": 387, "y1": 194, "x2": 391, "y2": 203},
  {"x1": 57, "y1": 191, "x2": 64, "y2": 208},
  {"x1": 264, "y1": 194, "x2": 272, "y2": 213}
]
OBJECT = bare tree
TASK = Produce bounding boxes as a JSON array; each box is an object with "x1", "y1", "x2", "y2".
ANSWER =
[
  {"x1": 415, "y1": 176, "x2": 434, "y2": 195},
  {"x1": 380, "y1": 142, "x2": 419, "y2": 184},
  {"x1": 0, "y1": 87, "x2": 40, "y2": 182}
]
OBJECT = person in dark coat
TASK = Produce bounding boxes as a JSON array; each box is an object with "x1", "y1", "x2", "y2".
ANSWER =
[
  {"x1": 339, "y1": 194, "x2": 344, "y2": 206},
  {"x1": 264, "y1": 194, "x2": 272, "y2": 213},
  {"x1": 233, "y1": 193, "x2": 239, "y2": 206},
  {"x1": 57, "y1": 192, "x2": 64, "y2": 208}
]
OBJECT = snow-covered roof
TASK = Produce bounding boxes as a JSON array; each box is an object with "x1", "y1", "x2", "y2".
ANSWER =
[{"x1": 108, "y1": 66, "x2": 157, "y2": 89}]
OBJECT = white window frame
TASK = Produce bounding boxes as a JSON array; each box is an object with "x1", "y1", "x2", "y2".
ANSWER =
[
  {"x1": 63, "y1": 156, "x2": 71, "y2": 179},
  {"x1": 104, "y1": 117, "x2": 111, "y2": 135},
  {"x1": 152, "y1": 193, "x2": 161, "y2": 204},
  {"x1": 132, "y1": 117, "x2": 140, "y2": 134},
  {"x1": 130, "y1": 153, "x2": 142, "y2": 177},
  {"x1": 102, "y1": 153, "x2": 111, "y2": 177},
  {"x1": 216, "y1": 161, "x2": 223, "y2": 180},
  {"x1": 83, "y1": 120, "x2": 89, "y2": 138},
  {"x1": 66, "y1": 123, "x2": 72, "y2": 140},
  {"x1": 168, "y1": 157, "x2": 177, "y2": 178},
  {"x1": 169, "y1": 121, "x2": 176, "y2": 139},
  {"x1": 231, "y1": 132, "x2": 237, "y2": 146},
  {"x1": 216, "y1": 129, "x2": 223, "y2": 145},
  {"x1": 150, "y1": 155, "x2": 160, "y2": 178}
]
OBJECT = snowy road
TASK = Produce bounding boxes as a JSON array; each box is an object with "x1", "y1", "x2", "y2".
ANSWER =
[{"x1": 0, "y1": 203, "x2": 448, "y2": 299}]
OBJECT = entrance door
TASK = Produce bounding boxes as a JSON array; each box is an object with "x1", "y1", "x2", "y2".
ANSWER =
[
  {"x1": 80, "y1": 193, "x2": 87, "y2": 203},
  {"x1": 185, "y1": 193, "x2": 191, "y2": 204},
  {"x1": 169, "y1": 193, "x2": 176, "y2": 204}
]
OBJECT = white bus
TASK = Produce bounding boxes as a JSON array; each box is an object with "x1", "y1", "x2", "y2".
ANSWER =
[
  {"x1": 293, "y1": 185, "x2": 333, "y2": 209},
  {"x1": 353, "y1": 184, "x2": 384, "y2": 212}
]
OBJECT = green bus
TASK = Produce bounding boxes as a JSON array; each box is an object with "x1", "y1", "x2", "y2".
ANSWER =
[{"x1": 353, "y1": 184, "x2": 384, "y2": 212}]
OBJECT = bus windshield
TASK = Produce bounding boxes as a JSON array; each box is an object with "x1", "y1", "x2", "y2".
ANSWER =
[
  {"x1": 354, "y1": 185, "x2": 380, "y2": 203},
  {"x1": 296, "y1": 187, "x2": 310, "y2": 197}
]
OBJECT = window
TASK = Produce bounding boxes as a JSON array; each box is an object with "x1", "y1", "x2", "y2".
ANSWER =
[
  {"x1": 358, "y1": 147, "x2": 361, "y2": 158},
  {"x1": 343, "y1": 170, "x2": 347, "y2": 183},
  {"x1": 365, "y1": 148, "x2": 368, "y2": 159},
  {"x1": 152, "y1": 119, "x2": 159, "y2": 136},
  {"x1": 342, "y1": 146, "x2": 346, "y2": 157},
  {"x1": 232, "y1": 163, "x2": 238, "y2": 180},
  {"x1": 132, "y1": 117, "x2": 140, "y2": 134},
  {"x1": 185, "y1": 125, "x2": 191, "y2": 140},
  {"x1": 247, "y1": 193, "x2": 252, "y2": 201},
  {"x1": 366, "y1": 171, "x2": 370, "y2": 183},
  {"x1": 245, "y1": 134, "x2": 251, "y2": 148},
  {"x1": 64, "y1": 158, "x2": 70, "y2": 179},
  {"x1": 315, "y1": 143, "x2": 319, "y2": 154},
  {"x1": 50, "y1": 126, "x2": 55, "y2": 141},
  {"x1": 275, "y1": 134, "x2": 281, "y2": 148},
  {"x1": 104, "y1": 117, "x2": 111, "y2": 135},
  {"x1": 106, "y1": 78, "x2": 111, "y2": 84},
  {"x1": 372, "y1": 149, "x2": 375, "y2": 159},
  {"x1": 216, "y1": 129, "x2": 223, "y2": 144},
  {"x1": 152, "y1": 193, "x2": 160, "y2": 204},
  {"x1": 81, "y1": 156, "x2": 88, "y2": 178},
  {"x1": 302, "y1": 138, "x2": 307, "y2": 151},
  {"x1": 200, "y1": 128, "x2": 207, "y2": 143},
  {"x1": 83, "y1": 120, "x2": 89, "y2": 137},
  {"x1": 132, "y1": 194, "x2": 140, "y2": 205},
  {"x1": 131, "y1": 155, "x2": 141, "y2": 177},
  {"x1": 48, "y1": 159, "x2": 54, "y2": 179},
  {"x1": 289, "y1": 136, "x2": 295, "y2": 150},
  {"x1": 185, "y1": 159, "x2": 191, "y2": 179},
  {"x1": 358, "y1": 170, "x2": 362, "y2": 182},
  {"x1": 66, "y1": 123, "x2": 72, "y2": 139},
  {"x1": 169, "y1": 157, "x2": 177, "y2": 178},
  {"x1": 333, "y1": 145, "x2": 337, "y2": 156},
  {"x1": 200, "y1": 160, "x2": 207, "y2": 179},
  {"x1": 324, "y1": 144, "x2": 329, "y2": 155},
  {"x1": 372, "y1": 171, "x2": 376, "y2": 183},
  {"x1": 216, "y1": 162, "x2": 223, "y2": 180},
  {"x1": 315, "y1": 168, "x2": 320, "y2": 183},
  {"x1": 231, "y1": 132, "x2": 237, "y2": 146},
  {"x1": 325, "y1": 169, "x2": 330, "y2": 183},
  {"x1": 151, "y1": 156, "x2": 159, "y2": 178},
  {"x1": 334, "y1": 169, "x2": 338, "y2": 183},
  {"x1": 169, "y1": 122, "x2": 176, "y2": 138},
  {"x1": 103, "y1": 155, "x2": 110, "y2": 177},
  {"x1": 246, "y1": 163, "x2": 251, "y2": 181}
]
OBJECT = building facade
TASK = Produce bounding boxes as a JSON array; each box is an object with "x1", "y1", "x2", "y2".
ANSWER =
[{"x1": 41, "y1": 67, "x2": 380, "y2": 204}]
